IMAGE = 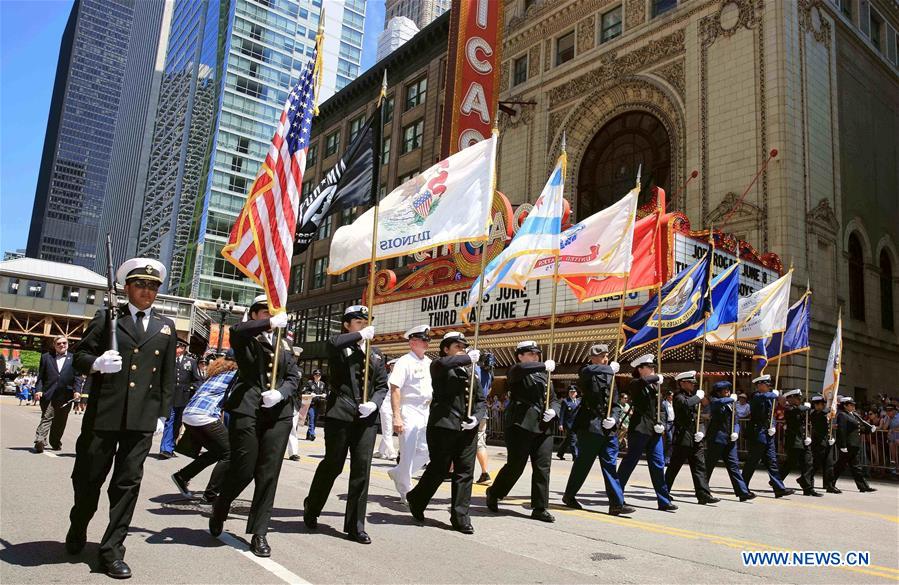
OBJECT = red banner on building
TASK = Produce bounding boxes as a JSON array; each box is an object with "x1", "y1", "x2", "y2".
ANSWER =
[{"x1": 441, "y1": 0, "x2": 503, "y2": 157}]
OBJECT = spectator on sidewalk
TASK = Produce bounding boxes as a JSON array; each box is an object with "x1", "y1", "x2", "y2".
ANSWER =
[{"x1": 32, "y1": 336, "x2": 82, "y2": 453}]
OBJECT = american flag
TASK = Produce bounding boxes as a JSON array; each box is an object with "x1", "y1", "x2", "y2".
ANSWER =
[{"x1": 221, "y1": 44, "x2": 318, "y2": 313}]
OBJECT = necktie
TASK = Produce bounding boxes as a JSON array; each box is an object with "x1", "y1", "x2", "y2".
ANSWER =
[{"x1": 135, "y1": 311, "x2": 146, "y2": 339}]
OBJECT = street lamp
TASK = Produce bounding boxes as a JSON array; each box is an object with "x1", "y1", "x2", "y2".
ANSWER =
[{"x1": 215, "y1": 296, "x2": 235, "y2": 353}]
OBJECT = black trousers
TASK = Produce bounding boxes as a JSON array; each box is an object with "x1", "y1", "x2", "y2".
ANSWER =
[
  {"x1": 665, "y1": 442, "x2": 712, "y2": 500},
  {"x1": 556, "y1": 428, "x2": 578, "y2": 459},
  {"x1": 811, "y1": 443, "x2": 836, "y2": 488},
  {"x1": 35, "y1": 398, "x2": 72, "y2": 448},
  {"x1": 213, "y1": 413, "x2": 291, "y2": 535},
  {"x1": 305, "y1": 420, "x2": 377, "y2": 534},
  {"x1": 177, "y1": 421, "x2": 230, "y2": 498},
  {"x1": 780, "y1": 446, "x2": 814, "y2": 490},
  {"x1": 833, "y1": 446, "x2": 870, "y2": 490},
  {"x1": 69, "y1": 429, "x2": 153, "y2": 564},
  {"x1": 490, "y1": 424, "x2": 553, "y2": 511},
  {"x1": 407, "y1": 427, "x2": 478, "y2": 524}
]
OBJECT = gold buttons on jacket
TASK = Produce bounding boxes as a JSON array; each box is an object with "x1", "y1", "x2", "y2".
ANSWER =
[
  {"x1": 131, "y1": 365, "x2": 137, "y2": 371},
  {"x1": 129, "y1": 382, "x2": 135, "y2": 388},
  {"x1": 152, "y1": 367, "x2": 157, "y2": 372},
  {"x1": 154, "y1": 350, "x2": 160, "y2": 355},
  {"x1": 133, "y1": 348, "x2": 139, "y2": 354}
]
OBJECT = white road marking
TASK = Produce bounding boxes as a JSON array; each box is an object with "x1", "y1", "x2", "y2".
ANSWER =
[{"x1": 218, "y1": 532, "x2": 313, "y2": 585}]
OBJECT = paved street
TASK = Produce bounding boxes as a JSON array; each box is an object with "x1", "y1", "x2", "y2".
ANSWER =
[{"x1": 2, "y1": 396, "x2": 897, "y2": 585}]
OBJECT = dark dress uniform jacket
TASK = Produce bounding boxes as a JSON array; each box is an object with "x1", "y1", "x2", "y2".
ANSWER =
[
  {"x1": 707, "y1": 397, "x2": 739, "y2": 445},
  {"x1": 809, "y1": 409, "x2": 832, "y2": 446},
  {"x1": 626, "y1": 375, "x2": 662, "y2": 435},
  {"x1": 505, "y1": 362, "x2": 561, "y2": 435},
  {"x1": 784, "y1": 405, "x2": 809, "y2": 449},
  {"x1": 173, "y1": 355, "x2": 204, "y2": 408},
  {"x1": 224, "y1": 319, "x2": 299, "y2": 420},
  {"x1": 836, "y1": 410, "x2": 865, "y2": 449},
  {"x1": 747, "y1": 391, "x2": 777, "y2": 443},
  {"x1": 75, "y1": 306, "x2": 176, "y2": 432},
  {"x1": 672, "y1": 392, "x2": 703, "y2": 446},
  {"x1": 574, "y1": 364, "x2": 621, "y2": 432},
  {"x1": 325, "y1": 332, "x2": 389, "y2": 423},
  {"x1": 36, "y1": 351, "x2": 82, "y2": 403},
  {"x1": 429, "y1": 354, "x2": 486, "y2": 430}
]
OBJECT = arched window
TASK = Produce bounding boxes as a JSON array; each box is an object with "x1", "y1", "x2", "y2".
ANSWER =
[
  {"x1": 848, "y1": 233, "x2": 865, "y2": 321},
  {"x1": 880, "y1": 250, "x2": 894, "y2": 331},
  {"x1": 577, "y1": 111, "x2": 671, "y2": 219}
]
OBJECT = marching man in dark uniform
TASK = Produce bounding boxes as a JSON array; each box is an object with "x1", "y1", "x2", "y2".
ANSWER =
[
  {"x1": 67, "y1": 258, "x2": 176, "y2": 579},
  {"x1": 664, "y1": 371, "x2": 719, "y2": 504},
  {"x1": 616, "y1": 354, "x2": 677, "y2": 511},
  {"x1": 833, "y1": 396, "x2": 877, "y2": 493},
  {"x1": 741, "y1": 374, "x2": 794, "y2": 497},
  {"x1": 159, "y1": 338, "x2": 203, "y2": 458},
  {"x1": 561, "y1": 344, "x2": 634, "y2": 516},
  {"x1": 486, "y1": 341, "x2": 560, "y2": 523},
  {"x1": 407, "y1": 332, "x2": 485, "y2": 534},
  {"x1": 556, "y1": 385, "x2": 580, "y2": 460},
  {"x1": 809, "y1": 394, "x2": 838, "y2": 493},
  {"x1": 779, "y1": 389, "x2": 820, "y2": 496},
  {"x1": 303, "y1": 305, "x2": 389, "y2": 544},
  {"x1": 209, "y1": 295, "x2": 299, "y2": 558},
  {"x1": 704, "y1": 381, "x2": 755, "y2": 501}
]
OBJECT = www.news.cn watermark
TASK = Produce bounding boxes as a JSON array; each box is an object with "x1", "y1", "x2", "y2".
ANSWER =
[{"x1": 742, "y1": 551, "x2": 871, "y2": 567}]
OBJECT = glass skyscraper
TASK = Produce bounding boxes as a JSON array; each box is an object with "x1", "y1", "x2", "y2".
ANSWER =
[{"x1": 137, "y1": 0, "x2": 366, "y2": 304}]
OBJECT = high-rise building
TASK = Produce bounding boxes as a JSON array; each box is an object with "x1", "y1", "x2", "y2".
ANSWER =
[
  {"x1": 376, "y1": 16, "x2": 418, "y2": 61},
  {"x1": 385, "y1": 0, "x2": 449, "y2": 30},
  {"x1": 136, "y1": 0, "x2": 367, "y2": 304},
  {"x1": 27, "y1": 0, "x2": 166, "y2": 268}
]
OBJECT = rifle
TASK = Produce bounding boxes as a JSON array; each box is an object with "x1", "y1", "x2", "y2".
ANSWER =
[{"x1": 105, "y1": 234, "x2": 118, "y2": 352}]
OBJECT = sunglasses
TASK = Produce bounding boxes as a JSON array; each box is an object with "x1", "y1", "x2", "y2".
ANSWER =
[
  {"x1": 55, "y1": 342, "x2": 68, "y2": 346},
  {"x1": 129, "y1": 279, "x2": 160, "y2": 291}
]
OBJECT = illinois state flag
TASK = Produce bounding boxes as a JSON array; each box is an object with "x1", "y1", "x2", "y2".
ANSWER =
[{"x1": 328, "y1": 136, "x2": 497, "y2": 274}]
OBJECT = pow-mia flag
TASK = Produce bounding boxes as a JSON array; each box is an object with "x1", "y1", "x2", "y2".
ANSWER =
[{"x1": 293, "y1": 105, "x2": 380, "y2": 255}]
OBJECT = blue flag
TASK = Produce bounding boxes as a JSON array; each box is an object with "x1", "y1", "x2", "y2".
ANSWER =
[
  {"x1": 622, "y1": 251, "x2": 712, "y2": 352},
  {"x1": 660, "y1": 261, "x2": 740, "y2": 352},
  {"x1": 753, "y1": 293, "x2": 810, "y2": 369}
]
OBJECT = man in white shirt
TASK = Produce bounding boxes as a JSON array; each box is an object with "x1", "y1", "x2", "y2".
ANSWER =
[
  {"x1": 376, "y1": 360, "x2": 400, "y2": 460},
  {"x1": 387, "y1": 325, "x2": 433, "y2": 502}
]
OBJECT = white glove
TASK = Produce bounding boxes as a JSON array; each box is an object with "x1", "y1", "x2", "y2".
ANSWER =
[
  {"x1": 656, "y1": 374, "x2": 665, "y2": 386},
  {"x1": 610, "y1": 361, "x2": 620, "y2": 374},
  {"x1": 544, "y1": 359, "x2": 556, "y2": 373},
  {"x1": 261, "y1": 389, "x2": 284, "y2": 408},
  {"x1": 467, "y1": 349, "x2": 481, "y2": 364},
  {"x1": 269, "y1": 312, "x2": 288, "y2": 329},
  {"x1": 803, "y1": 437, "x2": 812, "y2": 446},
  {"x1": 358, "y1": 401, "x2": 377, "y2": 417},
  {"x1": 92, "y1": 350, "x2": 122, "y2": 374},
  {"x1": 729, "y1": 432, "x2": 739, "y2": 442},
  {"x1": 601, "y1": 417, "x2": 616, "y2": 430},
  {"x1": 802, "y1": 402, "x2": 811, "y2": 410},
  {"x1": 154, "y1": 417, "x2": 165, "y2": 435},
  {"x1": 461, "y1": 416, "x2": 478, "y2": 430},
  {"x1": 771, "y1": 389, "x2": 780, "y2": 398},
  {"x1": 359, "y1": 326, "x2": 375, "y2": 341},
  {"x1": 767, "y1": 427, "x2": 776, "y2": 437},
  {"x1": 653, "y1": 423, "x2": 665, "y2": 434},
  {"x1": 542, "y1": 409, "x2": 556, "y2": 422},
  {"x1": 839, "y1": 447, "x2": 848, "y2": 453},
  {"x1": 694, "y1": 431, "x2": 705, "y2": 442},
  {"x1": 695, "y1": 390, "x2": 705, "y2": 400},
  {"x1": 827, "y1": 437, "x2": 835, "y2": 446}
]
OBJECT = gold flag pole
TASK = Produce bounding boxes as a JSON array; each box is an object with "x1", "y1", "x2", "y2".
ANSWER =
[
  {"x1": 730, "y1": 326, "x2": 739, "y2": 434},
  {"x1": 803, "y1": 285, "x2": 812, "y2": 438},
  {"x1": 652, "y1": 174, "x2": 664, "y2": 424},
  {"x1": 770, "y1": 262, "x2": 794, "y2": 429},
  {"x1": 696, "y1": 229, "x2": 715, "y2": 433},
  {"x1": 544, "y1": 135, "x2": 566, "y2": 410},
  {"x1": 466, "y1": 125, "x2": 499, "y2": 418},
  {"x1": 361, "y1": 71, "x2": 388, "y2": 403}
]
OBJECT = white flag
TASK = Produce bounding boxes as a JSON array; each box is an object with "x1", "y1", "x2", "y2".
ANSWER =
[
  {"x1": 706, "y1": 270, "x2": 793, "y2": 343},
  {"x1": 821, "y1": 315, "x2": 842, "y2": 415},
  {"x1": 528, "y1": 186, "x2": 638, "y2": 279},
  {"x1": 328, "y1": 136, "x2": 497, "y2": 274}
]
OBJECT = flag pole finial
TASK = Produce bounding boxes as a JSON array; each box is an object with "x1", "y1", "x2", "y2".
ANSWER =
[
  {"x1": 636, "y1": 163, "x2": 642, "y2": 190},
  {"x1": 561, "y1": 131, "x2": 566, "y2": 154}
]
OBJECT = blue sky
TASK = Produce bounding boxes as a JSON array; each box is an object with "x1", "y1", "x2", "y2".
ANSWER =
[{"x1": 0, "y1": 0, "x2": 385, "y2": 256}]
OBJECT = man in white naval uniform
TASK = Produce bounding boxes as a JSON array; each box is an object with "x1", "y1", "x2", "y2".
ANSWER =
[
  {"x1": 387, "y1": 325, "x2": 433, "y2": 502},
  {"x1": 376, "y1": 360, "x2": 399, "y2": 460}
]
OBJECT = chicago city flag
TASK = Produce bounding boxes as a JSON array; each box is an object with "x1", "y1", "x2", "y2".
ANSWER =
[
  {"x1": 705, "y1": 270, "x2": 793, "y2": 344},
  {"x1": 328, "y1": 135, "x2": 497, "y2": 274}
]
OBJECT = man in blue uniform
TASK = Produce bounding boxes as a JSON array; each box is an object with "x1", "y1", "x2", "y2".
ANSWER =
[
  {"x1": 616, "y1": 354, "x2": 676, "y2": 511},
  {"x1": 664, "y1": 371, "x2": 719, "y2": 504},
  {"x1": 557, "y1": 385, "x2": 580, "y2": 460},
  {"x1": 704, "y1": 381, "x2": 755, "y2": 501},
  {"x1": 742, "y1": 374, "x2": 794, "y2": 497},
  {"x1": 561, "y1": 344, "x2": 634, "y2": 516}
]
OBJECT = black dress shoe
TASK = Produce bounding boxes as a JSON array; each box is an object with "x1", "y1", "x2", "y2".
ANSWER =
[
  {"x1": 803, "y1": 489, "x2": 823, "y2": 497},
  {"x1": 171, "y1": 473, "x2": 191, "y2": 498},
  {"x1": 104, "y1": 559, "x2": 132, "y2": 579},
  {"x1": 33, "y1": 441, "x2": 44, "y2": 454},
  {"x1": 826, "y1": 486, "x2": 842, "y2": 494},
  {"x1": 159, "y1": 451, "x2": 175, "y2": 459},
  {"x1": 658, "y1": 503, "x2": 678, "y2": 512},
  {"x1": 860, "y1": 487, "x2": 877, "y2": 493},
  {"x1": 774, "y1": 488, "x2": 795, "y2": 498},
  {"x1": 531, "y1": 509, "x2": 555, "y2": 523},
  {"x1": 739, "y1": 492, "x2": 757, "y2": 502},
  {"x1": 50, "y1": 443, "x2": 62, "y2": 451},
  {"x1": 250, "y1": 534, "x2": 271, "y2": 557},
  {"x1": 451, "y1": 521, "x2": 474, "y2": 534},
  {"x1": 408, "y1": 500, "x2": 425, "y2": 522},
  {"x1": 561, "y1": 494, "x2": 582, "y2": 509},
  {"x1": 557, "y1": 453, "x2": 565, "y2": 460},
  {"x1": 347, "y1": 531, "x2": 371, "y2": 544},
  {"x1": 485, "y1": 488, "x2": 499, "y2": 512},
  {"x1": 65, "y1": 528, "x2": 86, "y2": 554},
  {"x1": 302, "y1": 498, "x2": 318, "y2": 529},
  {"x1": 209, "y1": 514, "x2": 224, "y2": 537},
  {"x1": 608, "y1": 505, "x2": 636, "y2": 516},
  {"x1": 698, "y1": 496, "x2": 721, "y2": 505}
]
